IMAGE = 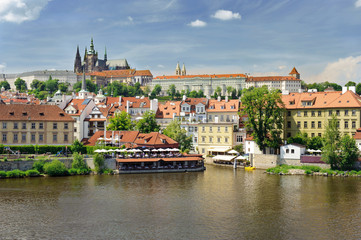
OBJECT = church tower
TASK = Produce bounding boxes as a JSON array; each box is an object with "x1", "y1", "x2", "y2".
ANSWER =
[
  {"x1": 289, "y1": 67, "x2": 300, "y2": 79},
  {"x1": 74, "y1": 45, "x2": 82, "y2": 73},
  {"x1": 175, "y1": 62, "x2": 181, "y2": 75},
  {"x1": 104, "y1": 46, "x2": 107, "y2": 62},
  {"x1": 181, "y1": 63, "x2": 186, "y2": 76},
  {"x1": 78, "y1": 71, "x2": 89, "y2": 99}
]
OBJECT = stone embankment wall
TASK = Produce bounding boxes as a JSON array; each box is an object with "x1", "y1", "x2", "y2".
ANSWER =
[
  {"x1": 278, "y1": 158, "x2": 330, "y2": 169},
  {"x1": 85, "y1": 158, "x2": 116, "y2": 170},
  {"x1": 252, "y1": 154, "x2": 278, "y2": 169},
  {"x1": 0, "y1": 159, "x2": 73, "y2": 171}
]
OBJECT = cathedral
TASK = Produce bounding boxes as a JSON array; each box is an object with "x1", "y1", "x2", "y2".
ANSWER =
[{"x1": 74, "y1": 38, "x2": 130, "y2": 73}]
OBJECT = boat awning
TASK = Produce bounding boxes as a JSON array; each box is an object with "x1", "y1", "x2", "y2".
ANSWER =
[
  {"x1": 212, "y1": 155, "x2": 235, "y2": 161},
  {"x1": 207, "y1": 146, "x2": 232, "y2": 153},
  {"x1": 116, "y1": 157, "x2": 203, "y2": 163}
]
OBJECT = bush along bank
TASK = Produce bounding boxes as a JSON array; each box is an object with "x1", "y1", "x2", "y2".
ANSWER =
[{"x1": 266, "y1": 165, "x2": 361, "y2": 177}]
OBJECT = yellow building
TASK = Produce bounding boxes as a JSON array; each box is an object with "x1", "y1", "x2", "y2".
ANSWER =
[
  {"x1": 197, "y1": 123, "x2": 238, "y2": 156},
  {"x1": 282, "y1": 90, "x2": 361, "y2": 139},
  {"x1": 0, "y1": 104, "x2": 75, "y2": 145}
]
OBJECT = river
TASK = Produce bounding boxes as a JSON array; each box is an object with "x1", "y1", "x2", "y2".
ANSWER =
[{"x1": 0, "y1": 165, "x2": 360, "y2": 240}]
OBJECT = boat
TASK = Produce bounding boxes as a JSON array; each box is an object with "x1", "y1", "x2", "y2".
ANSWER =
[{"x1": 245, "y1": 166, "x2": 256, "y2": 171}]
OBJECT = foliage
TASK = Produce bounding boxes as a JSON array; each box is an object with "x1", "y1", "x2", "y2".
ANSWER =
[
  {"x1": 163, "y1": 120, "x2": 192, "y2": 152},
  {"x1": 308, "y1": 136, "x2": 323, "y2": 150},
  {"x1": 43, "y1": 160, "x2": 68, "y2": 176},
  {"x1": 287, "y1": 133, "x2": 308, "y2": 146},
  {"x1": 304, "y1": 81, "x2": 342, "y2": 92},
  {"x1": 31, "y1": 79, "x2": 45, "y2": 91},
  {"x1": 287, "y1": 133, "x2": 323, "y2": 150},
  {"x1": 4, "y1": 145, "x2": 68, "y2": 154},
  {"x1": 71, "y1": 139, "x2": 85, "y2": 154},
  {"x1": 0, "y1": 171, "x2": 6, "y2": 178},
  {"x1": 0, "y1": 81, "x2": 10, "y2": 90},
  {"x1": 150, "y1": 84, "x2": 162, "y2": 99},
  {"x1": 339, "y1": 134, "x2": 359, "y2": 170},
  {"x1": 6, "y1": 170, "x2": 25, "y2": 178},
  {"x1": 167, "y1": 84, "x2": 176, "y2": 99},
  {"x1": 25, "y1": 170, "x2": 40, "y2": 177},
  {"x1": 32, "y1": 160, "x2": 46, "y2": 173},
  {"x1": 241, "y1": 87, "x2": 285, "y2": 151},
  {"x1": 345, "y1": 81, "x2": 356, "y2": 87},
  {"x1": 233, "y1": 144, "x2": 244, "y2": 155},
  {"x1": 136, "y1": 111, "x2": 160, "y2": 133},
  {"x1": 356, "y1": 83, "x2": 361, "y2": 95},
  {"x1": 45, "y1": 79, "x2": 59, "y2": 93},
  {"x1": 266, "y1": 165, "x2": 321, "y2": 174},
  {"x1": 107, "y1": 111, "x2": 134, "y2": 131},
  {"x1": 14, "y1": 78, "x2": 27, "y2": 91},
  {"x1": 73, "y1": 79, "x2": 97, "y2": 93},
  {"x1": 68, "y1": 168, "x2": 78, "y2": 175},
  {"x1": 72, "y1": 152, "x2": 87, "y2": 169},
  {"x1": 322, "y1": 115, "x2": 341, "y2": 169},
  {"x1": 93, "y1": 153, "x2": 105, "y2": 173},
  {"x1": 58, "y1": 82, "x2": 69, "y2": 93},
  {"x1": 105, "y1": 81, "x2": 143, "y2": 97}
]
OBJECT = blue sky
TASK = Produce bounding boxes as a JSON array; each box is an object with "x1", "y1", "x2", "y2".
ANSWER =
[{"x1": 1, "y1": 0, "x2": 361, "y2": 85}]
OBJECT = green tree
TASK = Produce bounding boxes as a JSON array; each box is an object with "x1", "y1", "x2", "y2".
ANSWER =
[
  {"x1": 241, "y1": 87, "x2": 285, "y2": 151},
  {"x1": 45, "y1": 79, "x2": 59, "y2": 93},
  {"x1": 14, "y1": 78, "x2": 27, "y2": 91},
  {"x1": 308, "y1": 136, "x2": 323, "y2": 150},
  {"x1": 136, "y1": 111, "x2": 160, "y2": 133},
  {"x1": 345, "y1": 81, "x2": 356, "y2": 87},
  {"x1": 43, "y1": 160, "x2": 68, "y2": 176},
  {"x1": 30, "y1": 79, "x2": 45, "y2": 91},
  {"x1": 356, "y1": 83, "x2": 361, "y2": 95},
  {"x1": 0, "y1": 81, "x2": 10, "y2": 90},
  {"x1": 287, "y1": 132, "x2": 309, "y2": 146},
  {"x1": 233, "y1": 144, "x2": 244, "y2": 155},
  {"x1": 215, "y1": 86, "x2": 222, "y2": 97},
  {"x1": 167, "y1": 84, "x2": 176, "y2": 99},
  {"x1": 71, "y1": 139, "x2": 85, "y2": 153},
  {"x1": 72, "y1": 152, "x2": 88, "y2": 169},
  {"x1": 163, "y1": 120, "x2": 192, "y2": 152},
  {"x1": 322, "y1": 115, "x2": 341, "y2": 169},
  {"x1": 93, "y1": 153, "x2": 105, "y2": 173},
  {"x1": 144, "y1": 85, "x2": 151, "y2": 96},
  {"x1": 58, "y1": 82, "x2": 69, "y2": 93},
  {"x1": 188, "y1": 90, "x2": 198, "y2": 98},
  {"x1": 107, "y1": 111, "x2": 134, "y2": 131},
  {"x1": 339, "y1": 134, "x2": 359, "y2": 170}
]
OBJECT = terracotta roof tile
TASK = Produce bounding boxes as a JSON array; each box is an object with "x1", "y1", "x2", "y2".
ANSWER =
[
  {"x1": 154, "y1": 73, "x2": 246, "y2": 80},
  {"x1": 207, "y1": 99, "x2": 239, "y2": 112}
]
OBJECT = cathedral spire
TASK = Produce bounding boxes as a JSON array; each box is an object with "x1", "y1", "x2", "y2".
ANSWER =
[
  {"x1": 74, "y1": 45, "x2": 82, "y2": 73},
  {"x1": 175, "y1": 62, "x2": 181, "y2": 75},
  {"x1": 89, "y1": 37, "x2": 95, "y2": 54},
  {"x1": 104, "y1": 46, "x2": 107, "y2": 61},
  {"x1": 181, "y1": 63, "x2": 186, "y2": 76}
]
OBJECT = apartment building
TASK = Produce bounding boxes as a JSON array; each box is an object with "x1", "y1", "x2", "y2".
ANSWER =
[{"x1": 0, "y1": 105, "x2": 75, "y2": 145}]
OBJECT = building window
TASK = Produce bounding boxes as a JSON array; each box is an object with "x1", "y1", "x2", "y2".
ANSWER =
[
  {"x1": 287, "y1": 121, "x2": 291, "y2": 128},
  {"x1": 311, "y1": 121, "x2": 315, "y2": 128},
  {"x1": 209, "y1": 137, "x2": 213, "y2": 143},
  {"x1": 202, "y1": 148, "x2": 205, "y2": 154},
  {"x1": 202, "y1": 137, "x2": 205, "y2": 142},
  {"x1": 286, "y1": 149, "x2": 289, "y2": 153},
  {"x1": 236, "y1": 135, "x2": 243, "y2": 142},
  {"x1": 345, "y1": 121, "x2": 348, "y2": 129},
  {"x1": 22, "y1": 133, "x2": 26, "y2": 142},
  {"x1": 225, "y1": 137, "x2": 228, "y2": 143},
  {"x1": 2, "y1": 122, "x2": 6, "y2": 129},
  {"x1": 13, "y1": 133, "x2": 18, "y2": 142},
  {"x1": 291, "y1": 149, "x2": 295, "y2": 154},
  {"x1": 64, "y1": 134, "x2": 68, "y2": 142},
  {"x1": 31, "y1": 134, "x2": 35, "y2": 142},
  {"x1": 31, "y1": 123, "x2": 36, "y2": 129},
  {"x1": 318, "y1": 121, "x2": 322, "y2": 128},
  {"x1": 318, "y1": 111, "x2": 322, "y2": 116},
  {"x1": 336, "y1": 121, "x2": 340, "y2": 128},
  {"x1": 53, "y1": 134, "x2": 57, "y2": 142},
  {"x1": 311, "y1": 133, "x2": 315, "y2": 137},
  {"x1": 297, "y1": 111, "x2": 301, "y2": 117},
  {"x1": 318, "y1": 133, "x2": 322, "y2": 137},
  {"x1": 352, "y1": 121, "x2": 356, "y2": 129},
  {"x1": 194, "y1": 127, "x2": 197, "y2": 132},
  {"x1": 217, "y1": 137, "x2": 221, "y2": 143},
  {"x1": 287, "y1": 111, "x2": 291, "y2": 116},
  {"x1": 39, "y1": 134, "x2": 43, "y2": 142},
  {"x1": 311, "y1": 111, "x2": 315, "y2": 117},
  {"x1": 225, "y1": 127, "x2": 228, "y2": 132},
  {"x1": 217, "y1": 127, "x2": 221, "y2": 132},
  {"x1": 194, "y1": 137, "x2": 197, "y2": 143},
  {"x1": 53, "y1": 123, "x2": 57, "y2": 130},
  {"x1": 22, "y1": 123, "x2": 26, "y2": 129},
  {"x1": 209, "y1": 126, "x2": 212, "y2": 132},
  {"x1": 336, "y1": 110, "x2": 340, "y2": 116},
  {"x1": 352, "y1": 110, "x2": 356, "y2": 116},
  {"x1": 2, "y1": 134, "x2": 7, "y2": 142},
  {"x1": 64, "y1": 123, "x2": 68, "y2": 129},
  {"x1": 39, "y1": 123, "x2": 44, "y2": 129},
  {"x1": 297, "y1": 121, "x2": 301, "y2": 128},
  {"x1": 345, "y1": 110, "x2": 349, "y2": 116},
  {"x1": 14, "y1": 123, "x2": 18, "y2": 129},
  {"x1": 304, "y1": 111, "x2": 308, "y2": 117},
  {"x1": 304, "y1": 121, "x2": 308, "y2": 128},
  {"x1": 287, "y1": 132, "x2": 291, "y2": 138},
  {"x1": 329, "y1": 110, "x2": 332, "y2": 116}
]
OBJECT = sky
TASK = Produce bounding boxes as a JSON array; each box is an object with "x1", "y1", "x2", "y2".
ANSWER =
[{"x1": 0, "y1": 0, "x2": 361, "y2": 85}]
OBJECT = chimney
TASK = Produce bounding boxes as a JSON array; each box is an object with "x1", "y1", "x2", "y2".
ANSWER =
[
  {"x1": 225, "y1": 96, "x2": 228, "y2": 102},
  {"x1": 182, "y1": 95, "x2": 187, "y2": 101},
  {"x1": 349, "y1": 86, "x2": 356, "y2": 93},
  {"x1": 217, "y1": 96, "x2": 221, "y2": 102},
  {"x1": 342, "y1": 86, "x2": 348, "y2": 94},
  {"x1": 126, "y1": 100, "x2": 129, "y2": 113},
  {"x1": 119, "y1": 96, "x2": 122, "y2": 105}
]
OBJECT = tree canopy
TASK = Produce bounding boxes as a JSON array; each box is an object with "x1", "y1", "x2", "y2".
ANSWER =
[
  {"x1": 136, "y1": 111, "x2": 160, "y2": 133},
  {"x1": 14, "y1": 78, "x2": 27, "y2": 91},
  {"x1": 0, "y1": 81, "x2": 10, "y2": 90},
  {"x1": 241, "y1": 87, "x2": 285, "y2": 151},
  {"x1": 107, "y1": 111, "x2": 134, "y2": 131},
  {"x1": 163, "y1": 120, "x2": 192, "y2": 152}
]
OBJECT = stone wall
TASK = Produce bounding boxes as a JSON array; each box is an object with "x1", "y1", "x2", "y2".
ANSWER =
[
  {"x1": 252, "y1": 154, "x2": 278, "y2": 169},
  {"x1": 0, "y1": 159, "x2": 73, "y2": 171},
  {"x1": 85, "y1": 158, "x2": 116, "y2": 170}
]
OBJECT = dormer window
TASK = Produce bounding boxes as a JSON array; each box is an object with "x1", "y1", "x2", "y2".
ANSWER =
[
  {"x1": 9, "y1": 112, "x2": 14, "y2": 115},
  {"x1": 39, "y1": 112, "x2": 44, "y2": 116},
  {"x1": 22, "y1": 112, "x2": 27, "y2": 116},
  {"x1": 301, "y1": 101, "x2": 313, "y2": 106}
]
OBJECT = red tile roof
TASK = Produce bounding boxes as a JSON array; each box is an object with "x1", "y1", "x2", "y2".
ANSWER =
[
  {"x1": 207, "y1": 99, "x2": 239, "y2": 112},
  {"x1": 156, "y1": 101, "x2": 181, "y2": 119},
  {"x1": 246, "y1": 76, "x2": 300, "y2": 82},
  {"x1": 65, "y1": 99, "x2": 92, "y2": 116},
  {"x1": 289, "y1": 67, "x2": 299, "y2": 75},
  {"x1": 154, "y1": 74, "x2": 246, "y2": 80}
]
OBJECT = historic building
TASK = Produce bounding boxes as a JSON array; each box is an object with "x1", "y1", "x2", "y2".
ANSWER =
[
  {"x1": 282, "y1": 87, "x2": 361, "y2": 139},
  {"x1": 74, "y1": 38, "x2": 130, "y2": 74},
  {"x1": 0, "y1": 104, "x2": 75, "y2": 145}
]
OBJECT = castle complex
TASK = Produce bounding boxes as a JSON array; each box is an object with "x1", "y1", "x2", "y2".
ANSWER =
[{"x1": 74, "y1": 38, "x2": 130, "y2": 73}]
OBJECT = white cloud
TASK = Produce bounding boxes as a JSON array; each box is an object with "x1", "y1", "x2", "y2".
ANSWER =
[
  {"x1": 157, "y1": 64, "x2": 165, "y2": 68},
  {"x1": 310, "y1": 56, "x2": 361, "y2": 85},
  {"x1": 0, "y1": 0, "x2": 51, "y2": 24},
  {"x1": 355, "y1": 0, "x2": 361, "y2": 7},
  {"x1": 96, "y1": 18, "x2": 104, "y2": 22},
  {"x1": 212, "y1": 10, "x2": 241, "y2": 21},
  {"x1": 278, "y1": 65, "x2": 286, "y2": 70},
  {"x1": 128, "y1": 16, "x2": 133, "y2": 22},
  {"x1": 188, "y1": 19, "x2": 207, "y2": 27},
  {"x1": 0, "y1": 62, "x2": 6, "y2": 72}
]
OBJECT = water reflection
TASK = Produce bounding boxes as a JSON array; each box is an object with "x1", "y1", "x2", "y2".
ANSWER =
[{"x1": 0, "y1": 166, "x2": 360, "y2": 239}]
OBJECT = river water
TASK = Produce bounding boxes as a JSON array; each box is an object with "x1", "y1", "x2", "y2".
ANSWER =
[{"x1": 0, "y1": 165, "x2": 360, "y2": 240}]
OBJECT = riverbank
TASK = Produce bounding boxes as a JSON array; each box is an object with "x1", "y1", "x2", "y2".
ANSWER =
[{"x1": 266, "y1": 165, "x2": 361, "y2": 177}]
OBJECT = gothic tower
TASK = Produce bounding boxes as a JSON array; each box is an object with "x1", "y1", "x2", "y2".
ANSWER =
[
  {"x1": 181, "y1": 63, "x2": 186, "y2": 76},
  {"x1": 175, "y1": 62, "x2": 181, "y2": 75},
  {"x1": 74, "y1": 45, "x2": 82, "y2": 73}
]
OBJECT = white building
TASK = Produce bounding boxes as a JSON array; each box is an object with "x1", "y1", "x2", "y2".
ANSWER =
[{"x1": 280, "y1": 143, "x2": 306, "y2": 160}]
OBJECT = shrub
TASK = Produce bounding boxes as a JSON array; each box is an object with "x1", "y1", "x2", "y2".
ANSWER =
[
  {"x1": 3, "y1": 157, "x2": 7, "y2": 162},
  {"x1": 25, "y1": 169, "x2": 40, "y2": 177},
  {"x1": 6, "y1": 170, "x2": 25, "y2": 178},
  {"x1": 93, "y1": 154, "x2": 105, "y2": 173},
  {"x1": 301, "y1": 166, "x2": 321, "y2": 172},
  {"x1": 43, "y1": 160, "x2": 68, "y2": 176},
  {"x1": 72, "y1": 152, "x2": 87, "y2": 169},
  {"x1": 305, "y1": 170, "x2": 312, "y2": 175},
  {"x1": 68, "y1": 168, "x2": 78, "y2": 175},
  {"x1": 77, "y1": 168, "x2": 90, "y2": 175},
  {"x1": 0, "y1": 171, "x2": 6, "y2": 178},
  {"x1": 71, "y1": 139, "x2": 86, "y2": 154},
  {"x1": 33, "y1": 160, "x2": 46, "y2": 173}
]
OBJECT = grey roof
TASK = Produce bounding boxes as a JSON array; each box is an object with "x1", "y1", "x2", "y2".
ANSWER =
[{"x1": 107, "y1": 59, "x2": 129, "y2": 68}]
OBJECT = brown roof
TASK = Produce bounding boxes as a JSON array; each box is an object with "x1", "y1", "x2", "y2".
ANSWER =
[
  {"x1": 116, "y1": 156, "x2": 202, "y2": 163},
  {"x1": 354, "y1": 128, "x2": 361, "y2": 140},
  {"x1": 0, "y1": 104, "x2": 75, "y2": 122},
  {"x1": 154, "y1": 73, "x2": 246, "y2": 80},
  {"x1": 156, "y1": 101, "x2": 181, "y2": 119},
  {"x1": 65, "y1": 99, "x2": 92, "y2": 116},
  {"x1": 289, "y1": 67, "x2": 299, "y2": 75},
  {"x1": 207, "y1": 99, "x2": 239, "y2": 112},
  {"x1": 78, "y1": 69, "x2": 152, "y2": 78},
  {"x1": 246, "y1": 76, "x2": 300, "y2": 82},
  {"x1": 282, "y1": 90, "x2": 361, "y2": 109}
]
